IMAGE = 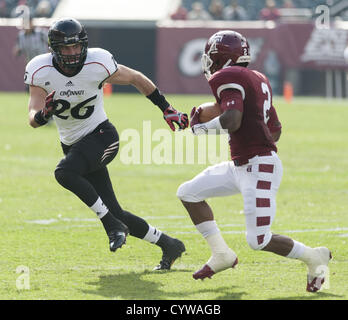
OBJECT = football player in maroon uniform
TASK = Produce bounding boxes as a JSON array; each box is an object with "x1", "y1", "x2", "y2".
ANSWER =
[{"x1": 177, "y1": 30, "x2": 331, "y2": 292}]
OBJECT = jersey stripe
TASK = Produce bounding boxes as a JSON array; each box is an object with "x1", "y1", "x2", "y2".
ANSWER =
[
  {"x1": 31, "y1": 65, "x2": 54, "y2": 85},
  {"x1": 84, "y1": 62, "x2": 111, "y2": 76},
  {"x1": 217, "y1": 83, "x2": 246, "y2": 100}
]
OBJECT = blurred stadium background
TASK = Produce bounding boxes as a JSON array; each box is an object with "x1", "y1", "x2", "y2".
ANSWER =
[
  {"x1": 1, "y1": 0, "x2": 348, "y2": 301},
  {"x1": 0, "y1": 0, "x2": 348, "y2": 98}
]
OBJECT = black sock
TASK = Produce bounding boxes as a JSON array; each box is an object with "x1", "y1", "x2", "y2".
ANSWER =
[
  {"x1": 100, "y1": 212, "x2": 126, "y2": 234},
  {"x1": 155, "y1": 233, "x2": 174, "y2": 249}
]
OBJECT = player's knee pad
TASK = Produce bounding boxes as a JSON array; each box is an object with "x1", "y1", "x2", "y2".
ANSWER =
[
  {"x1": 246, "y1": 231, "x2": 272, "y2": 250},
  {"x1": 54, "y1": 168, "x2": 68, "y2": 186},
  {"x1": 54, "y1": 168, "x2": 76, "y2": 188},
  {"x1": 176, "y1": 181, "x2": 199, "y2": 203}
]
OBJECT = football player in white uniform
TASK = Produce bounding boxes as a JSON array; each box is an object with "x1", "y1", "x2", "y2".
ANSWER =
[{"x1": 25, "y1": 18, "x2": 188, "y2": 270}]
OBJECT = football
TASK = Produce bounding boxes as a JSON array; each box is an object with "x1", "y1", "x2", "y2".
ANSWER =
[{"x1": 198, "y1": 101, "x2": 222, "y2": 123}]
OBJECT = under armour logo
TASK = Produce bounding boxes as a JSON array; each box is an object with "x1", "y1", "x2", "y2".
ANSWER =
[{"x1": 227, "y1": 101, "x2": 235, "y2": 107}]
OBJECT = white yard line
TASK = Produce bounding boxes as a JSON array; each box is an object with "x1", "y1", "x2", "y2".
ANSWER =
[
  {"x1": 176, "y1": 227, "x2": 348, "y2": 235},
  {"x1": 25, "y1": 218, "x2": 348, "y2": 235}
]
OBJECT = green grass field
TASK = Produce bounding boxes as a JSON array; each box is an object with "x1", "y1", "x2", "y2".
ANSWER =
[{"x1": 0, "y1": 92, "x2": 347, "y2": 301}]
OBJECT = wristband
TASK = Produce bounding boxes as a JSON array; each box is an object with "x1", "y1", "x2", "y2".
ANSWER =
[
  {"x1": 146, "y1": 88, "x2": 170, "y2": 112},
  {"x1": 192, "y1": 116, "x2": 225, "y2": 135},
  {"x1": 204, "y1": 116, "x2": 223, "y2": 130},
  {"x1": 34, "y1": 110, "x2": 48, "y2": 126}
]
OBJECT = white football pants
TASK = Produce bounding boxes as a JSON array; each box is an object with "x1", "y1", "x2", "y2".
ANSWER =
[{"x1": 177, "y1": 151, "x2": 283, "y2": 250}]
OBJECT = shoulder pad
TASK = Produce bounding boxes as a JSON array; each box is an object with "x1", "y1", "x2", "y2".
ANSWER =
[
  {"x1": 24, "y1": 53, "x2": 53, "y2": 86},
  {"x1": 85, "y1": 48, "x2": 118, "y2": 77}
]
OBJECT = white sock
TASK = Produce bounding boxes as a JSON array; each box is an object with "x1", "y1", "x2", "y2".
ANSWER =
[
  {"x1": 143, "y1": 225, "x2": 162, "y2": 244},
  {"x1": 90, "y1": 197, "x2": 108, "y2": 219},
  {"x1": 195, "y1": 220, "x2": 220, "y2": 238},
  {"x1": 298, "y1": 246, "x2": 317, "y2": 265},
  {"x1": 286, "y1": 240, "x2": 308, "y2": 260},
  {"x1": 196, "y1": 220, "x2": 230, "y2": 254},
  {"x1": 206, "y1": 233, "x2": 231, "y2": 253}
]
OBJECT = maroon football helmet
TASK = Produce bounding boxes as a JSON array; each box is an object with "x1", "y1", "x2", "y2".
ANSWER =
[{"x1": 201, "y1": 30, "x2": 251, "y2": 80}]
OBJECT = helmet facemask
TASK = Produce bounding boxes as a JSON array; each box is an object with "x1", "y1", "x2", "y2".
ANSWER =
[
  {"x1": 50, "y1": 37, "x2": 88, "y2": 69},
  {"x1": 201, "y1": 39, "x2": 221, "y2": 80},
  {"x1": 201, "y1": 31, "x2": 251, "y2": 80},
  {"x1": 201, "y1": 52, "x2": 213, "y2": 80},
  {"x1": 48, "y1": 18, "x2": 88, "y2": 70},
  {"x1": 56, "y1": 43, "x2": 87, "y2": 69}
]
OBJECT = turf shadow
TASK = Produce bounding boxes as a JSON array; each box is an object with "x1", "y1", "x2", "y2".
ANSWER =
[
  {"x1": 268, "y1": 291, "x2": 344, "y2": 300},
  {"x1": 81, "y1": 270, "x2": 245, "y2": 300}
]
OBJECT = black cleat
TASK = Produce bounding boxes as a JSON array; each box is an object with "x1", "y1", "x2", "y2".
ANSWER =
[
  {"x1": 153, "y1": 238, "x2": 186, "y2": 270},
  {"x1": 107, "y1": 220, "x2": 129, "y2": 252}
]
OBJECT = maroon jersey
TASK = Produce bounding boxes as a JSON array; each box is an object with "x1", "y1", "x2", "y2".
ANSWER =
[{"x1": 209, "y1": 66, "x2": 281, "y2": 162}]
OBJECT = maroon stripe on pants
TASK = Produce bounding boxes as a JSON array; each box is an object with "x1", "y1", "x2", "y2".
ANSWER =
[
  {"x1": 256, "y1": 180, "x2": 271, "y2": 190},
  {"x1": 256, "y1": 198, "x2": 270, "y2": 207},
  {"x1": 259, "y1": 164, "x2": 274, "y2": 173},
  {"x1": 257, "y1": 216, "x2": 271, "y2": 226},
  {"x1": 257, "y1": 234, "x2": 265, "y2": 245}
]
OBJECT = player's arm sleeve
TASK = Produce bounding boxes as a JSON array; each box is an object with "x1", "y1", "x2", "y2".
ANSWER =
[
  {"x1": 208, "y1": 70, "x2": 247, "y2": 132},
  {"x1": 219, "y1": 89, "x2": 244, "y2": 112},
  {"x1": 97, "y1": 49, "x2": 119, "y2": 89},
  {"x1": 218, "y1": 89, "x2": 244, "y2": 132},
  {"x1": 209, "y1": 69, "x2": 246, "y2": 105},
  {"x1": 24, "y1": 60, "x2": 43, "y2": 87}
]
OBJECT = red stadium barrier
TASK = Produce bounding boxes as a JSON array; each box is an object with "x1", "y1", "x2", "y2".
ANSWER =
[
  {"x1": 156, "y1": 21, "x2": 348, "y2": 94},
  {"x1": 0, "y1": 26, "x2": 26, "y2": 92}
]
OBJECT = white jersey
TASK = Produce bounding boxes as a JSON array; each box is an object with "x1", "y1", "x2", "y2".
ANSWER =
[{"x1": 24, "y1": 48, "x2": 118, "y2": 145}]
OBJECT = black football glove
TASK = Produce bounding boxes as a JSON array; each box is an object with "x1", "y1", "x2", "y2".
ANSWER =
[{"x1": 163, "y1": 106, "x2": 189, "y2": 131}]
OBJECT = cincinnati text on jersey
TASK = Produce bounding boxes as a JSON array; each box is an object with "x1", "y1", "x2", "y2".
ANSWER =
[{"x1": 60, "y1": 89, "x2": 85, "y2": 97}]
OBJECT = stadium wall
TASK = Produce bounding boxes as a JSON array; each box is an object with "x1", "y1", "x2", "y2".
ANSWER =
[
  {"x1": 0, "y1": 24, "x2": 156, "y2": 93},
  {"x1": 156, "y1": 21, "x2": 348, "y2": 96},
  {"x1": 86, "y1": 26, "x2": 156, "y2": 93},
  {"x1": 1, "y1": 21, "x2": 347, "y2": 97},
  {"x1": 0, "y1": 26, "x2": 27, "y2": 92}
]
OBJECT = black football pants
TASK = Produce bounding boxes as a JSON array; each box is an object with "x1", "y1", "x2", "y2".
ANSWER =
[{"x1": 54, "y1": 120, "x2": 149, "y2": 239}]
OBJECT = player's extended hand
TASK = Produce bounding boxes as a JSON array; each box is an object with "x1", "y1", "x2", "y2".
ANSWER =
[
  {"x1": 190, "y1": 106, "x2": 203, "y2": 127},
  {"x1": 42, "y1": 90, "x2": 58, "y2": 120},
  {"x1": 163, "y1": 106, "x2": 189, "y2": 131}
]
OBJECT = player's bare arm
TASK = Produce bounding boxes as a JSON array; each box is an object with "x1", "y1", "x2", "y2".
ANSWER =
[
  {"x1": 268, "y1": 105, "x2": 282, "y2": 142},
  {"x1": 191, "y1": 89, "x2": 243, "y2": 135},
  {"x1": 106, "y1": 64, "x2": 188, "y2": 131},
  {"x1": 28, "y1": 85, "x2": 48, "y2": 128},
  {"x1": 219, "y1": 109, "x2": 243, "y2": 133},
  {"x1": 271, "y1": 127, "x2": 281, "y2": 142},
  {"x1": 106, "y1": 64, "x2": 156, "y2": 96}
]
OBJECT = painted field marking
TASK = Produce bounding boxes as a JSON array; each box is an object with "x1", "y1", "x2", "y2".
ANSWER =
[{"x1": 24, "y1": 219, "x2": 348, "y2": 236}]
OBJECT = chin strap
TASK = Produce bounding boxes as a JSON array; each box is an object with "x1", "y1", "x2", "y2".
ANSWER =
[{"x1": 222, "y1": 59, "x2": 232, "y2": 69}]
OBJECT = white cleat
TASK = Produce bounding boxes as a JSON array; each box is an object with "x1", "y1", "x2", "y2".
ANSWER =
[
  {"x1": 306, "y1": 247, "x2": 332, "y2": 292},
  {"x1": 193, "y1": 249, "x2": 238, "y2": 280}
]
